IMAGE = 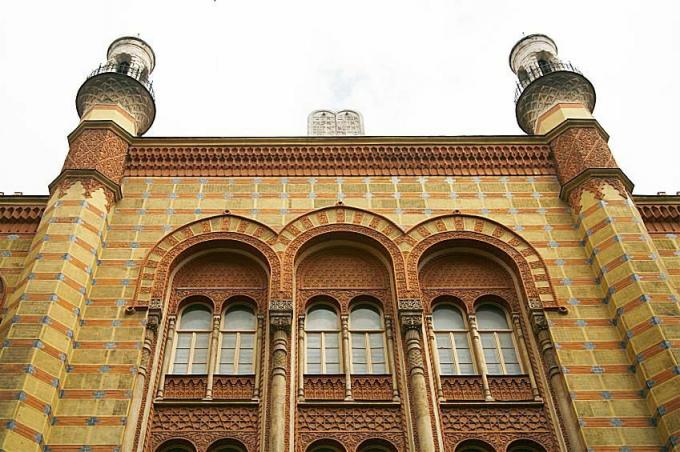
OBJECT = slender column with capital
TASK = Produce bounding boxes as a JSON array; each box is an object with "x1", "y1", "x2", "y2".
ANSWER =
[
  {"x1": 512, "y1": 313, "x2": 541, "y2": 401},
  {"x1": 297, "y1": 316, "x2": 305, "y2": 401},
  {"x1": 253, "y1": 314, "x2": 264, "y2": 400},
  {"x1": 468, "y1": 314, "x2": 493, "y2": 401},
  {"x1": 122, "y1": 308, "x2": 161, "y2": 451},
  {"x1": 268, "y1": 301, "x2": 293, "y2": 452},
  {"x1": 384, "y1": 315, "x2": 400, "y2": 402},
  {"x1": 155, "y1": 315, "x2": 176, "y2": 399},
  {"x1": 399, "y1": 300, "x2": 435, "y2": 452},
  {"x1": 341, "y1": 314, "x2": 353, "y2": 400},
  {"x1": 532, "y1": 312, "x2": 585, "y2": 451},
  {"x1": 425, "y1": 315, "x2": 444, "y2": 401},
  {"x1": 205, "y1": 314, "x2": 221, "y2": 400}
]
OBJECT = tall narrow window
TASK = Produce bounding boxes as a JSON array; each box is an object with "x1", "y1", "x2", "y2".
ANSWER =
[
  {"x1": 350, "y1": 305, "x2": 387, "y2": 374},
  {"x1": 432, "y1": 305, "x2": 474, "y2": 375},
  {"x1": 171, "y1": 304, "x2": 212, "y2": 374},
  {"x1": 218, "y1": 305, "x2": 257, "y2": 375},
  {"x1": 305, "y1": 305, "x2": 341, "y2": 374},
  {"x1": 477, "y1": 304, "x2": 521, "y2": 375}
]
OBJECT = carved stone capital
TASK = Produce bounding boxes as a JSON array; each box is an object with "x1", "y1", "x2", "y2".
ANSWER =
[
  {"x1": 269, "y1": 300, "x2": 293, "y2": 332},
  {"x1": 530, "y1": 311, "x2": 550, "y2": 335},
  {"x1": 400, "y1": 312, "x2": 424, "y2": 331}
]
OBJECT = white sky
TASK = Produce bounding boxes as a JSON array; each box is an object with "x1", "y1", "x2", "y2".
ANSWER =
[{"x1": 0, "y1": 0, "x2": 678, "y2": 195}]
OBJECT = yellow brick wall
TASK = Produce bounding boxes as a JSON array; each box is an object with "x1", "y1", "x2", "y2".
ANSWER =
[{"x1": 0, "y1": 175, "x2": 663, "y2": 450}]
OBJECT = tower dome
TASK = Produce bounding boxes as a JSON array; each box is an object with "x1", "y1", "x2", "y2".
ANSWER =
[
  {"x1": 76, "y1": 36, "x2": 156, "y2": 136},
  {"x1": 510, "y1": 34, "x2": 595, "y2": 135}
]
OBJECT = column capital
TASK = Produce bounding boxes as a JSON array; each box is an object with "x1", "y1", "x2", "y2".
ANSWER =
[
  {"x1": 269, "y1": 300, "x2": 293, "y2": 332},
  {"x1": 398, "y1": 299, "x2": 424, "y2": 331}
]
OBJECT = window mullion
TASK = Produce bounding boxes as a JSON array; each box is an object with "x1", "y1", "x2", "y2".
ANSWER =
[
  {"x1": 320, "y1": 332, "x2": 326, "y2": 374},
  {"x1": 364, "y1": 332, "x2": 372, "y2": 374},
  {"x1": 188, "y1": 332, "x2": 197, "y2": 374},
  {"x1": 495, "y1": 331, "x2": 506, "y2": 374},
  {"x1": 234, "y1": 332, "x2": 241, "y2": 375}
]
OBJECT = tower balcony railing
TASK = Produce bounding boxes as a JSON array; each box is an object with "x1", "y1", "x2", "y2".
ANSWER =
[
  {"x1": 87, "y1": 62, "x2": 155, "y2": 99},
  {"x1": 514, "y1": 60, "x2": 581, "y2": 102}
]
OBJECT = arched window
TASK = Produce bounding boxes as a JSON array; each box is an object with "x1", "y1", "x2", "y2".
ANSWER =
[
  {"x1": 306, "y1": 439, "x2": 346, "y2": 452},
  {"x1": 507, "y1": 439, "x2": 546, "y2": 452},
  {"x1": 218, "y1": 305, "x2": 257, "y2": 375},
  {"x1": 476, "y1": 304, "x2": 521, "y2": 375},
  {"x1": 357, "y1": 439, "x2": 398, "y2": 452},
  {"x1": 349, "y1": 305, "x2": 387, "y2": 374},
  {"x1": 207, "y1": 438, "x2": 248, "y2": 452},
  {"x1": 517, "y1": 68, "x2": 529, "y2": 85},
  {"x1": 156, "y1": 439, "x2": 196, "y2": 452},
  {"x1": 455, "y1": 439, "x2": 494, "y2": 452},
  {"x1": 432, "y1": 304, "x2": 474, "y2": 375},
  {"x1": 305, "y1": 305, "x2": 341, "y2": 374},
  {"x1": 117, "y1": 60, "x2": 131, "y2": 75},
  {"x1": 537, "y1": 58, "x2": 551, "y2": 75},
  {"x1": 171, "y1": 304, "x2": 212, "y2": 374}
]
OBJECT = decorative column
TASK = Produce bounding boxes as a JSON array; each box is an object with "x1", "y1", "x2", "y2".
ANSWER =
[
  {"x1": 122, "y1": 304, "x2": 162, "y2": 451},
  {"x1": 268, "y1": 300, "x2": 293, "y2": 452},
  {"x1": 253, "y1": 314, "x2": 264, "y2": 400},
  {"x1": 532, "y1": 312, "x2": 585, "y2": 451},
  {"x1": 297, "y1": 315, "x2": 305, "y2": 401},
  {"x1": 155, "y1": 315, "x2": 177, "y2": 399},
  {"x1": 425, "y1": 315, "x2": 444, "y2": 401},
  {"x1": 512, "y1": 313, "x2": 541, "y2": 401},
  {"x1": 341, "y1": 314, "x2": 353, "y2": 400},
  {"x1": 384, "y1": 315, "x2": 400, "y2": 402},
  {"x1": 399, "y1": 299, "x2": 435, "y2": 452},
  {"x1": 468, "y1": 314, "x2": 493, "y2": 401},
  {"x1": 205, "y1": 314, "x2": 221, "y2": 400}
]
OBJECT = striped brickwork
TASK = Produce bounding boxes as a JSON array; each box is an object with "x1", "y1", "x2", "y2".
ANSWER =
[
  {"x1": 574, "y1": 183, "x2": 680, "y2": 450},
  {"x1": 23, "y1": 173, "x2": 656, "y2": 450},
  {"x1": 0, "y1": 183, "x2": 111, "y2": 451}
]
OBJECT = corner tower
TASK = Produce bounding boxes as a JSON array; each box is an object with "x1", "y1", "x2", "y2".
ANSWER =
[
  {"x1": 511, "y1": 34, "x2": 595, "y2": 135},
  {"x1": 76, "y1": 36, "x2": 156, "y2": 136}
]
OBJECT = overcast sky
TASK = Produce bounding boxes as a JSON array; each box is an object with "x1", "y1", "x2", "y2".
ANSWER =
[{"x1": 0, "y1": 1, "x2": 678, "y2": 195}]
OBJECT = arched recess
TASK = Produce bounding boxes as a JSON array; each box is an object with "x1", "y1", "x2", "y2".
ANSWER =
[
  {"x1": 356, "y1": 438, "x2": 399, "y2": 452},
  {"x1": 405, "y1": 214, "x2": 559, "y2": 310},
  {"x1": 133, "y1": 214, "x2": 280, "y2": 308},
  {"x1": 305, "y1": 438, "x2": 347, "y2": 452},
  {"x1": 207, "y1": 437, "x2": 249, "y2": 452},
  {"x1": 410, "y1": 215, "x2": 570, "y2": 451},
  {"x1": 279, "y1": 206, "x2": 407, "y2": 299},
  {"x1": 131, "y1": 215, "x2": 277, "y2": 452}
]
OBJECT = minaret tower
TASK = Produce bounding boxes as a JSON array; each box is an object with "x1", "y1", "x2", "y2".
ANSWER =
[
  {"x1": 511, "y1": 34, "x2": 595, "y2": 135},
  {"x1": 76, "y1": 36, "x2": 156, "y2": 136},
  {"x1": 510, "y1": 36, "x2": 680, "y2": 451}
]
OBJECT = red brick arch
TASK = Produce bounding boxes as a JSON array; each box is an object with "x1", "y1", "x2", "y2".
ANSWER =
[{"x1": 405, "y1": 214, "x2": 558, "y2": 310}]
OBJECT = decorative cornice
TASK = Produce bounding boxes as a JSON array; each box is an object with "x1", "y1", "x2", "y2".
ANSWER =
[
  {"x1": 124, "y1": 141, "x2": 555, "y2": 177},
  {"x1": 634, "y1": 195, "x2": 680, "y2": 233},
  {"x1": 0, "y1": 199, "x2": 48, "y2": 234},
  {"x1": 559, "y1": 168, "x2": 634, "y2": 204},
  {"x1": 49, "y1": 169, "x2": 123, "y2": 203}
]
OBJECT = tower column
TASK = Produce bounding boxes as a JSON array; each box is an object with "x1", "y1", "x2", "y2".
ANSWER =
[
  {"x1": 399, "y1": 300, "x2": 436, "y2": 452},
  {"x1": 268, "y1": 301, "x2": 293, "y2": 452},
  {"x1": 551, "y1": 121, "x2": 680, "y2": 450}
]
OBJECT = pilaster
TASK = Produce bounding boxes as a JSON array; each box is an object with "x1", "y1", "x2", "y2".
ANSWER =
[{"x1": 268, "y1": 300, "x2": 293, "y2": 452}]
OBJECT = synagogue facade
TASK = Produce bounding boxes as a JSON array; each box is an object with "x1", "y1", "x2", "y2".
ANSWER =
[{"x1": 0, "y1": 35, "x2": 679, "y2": 452}]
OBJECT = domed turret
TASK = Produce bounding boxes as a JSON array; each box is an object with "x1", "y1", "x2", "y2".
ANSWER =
[
  {"x1": 510, "y1": 34, "x2": 595, "y2": 135},
  {"x1": 76, "y1": 36, "x2": 156, "y2": 136}
]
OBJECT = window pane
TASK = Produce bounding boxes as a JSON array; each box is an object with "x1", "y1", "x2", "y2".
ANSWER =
[
  {"x1": 350, "y1": 306, "x2": 382, "y2": 330},
  {"x1": 193, "y1": 347, "x2": 208, "y2": 365},
  {"x1": 222, "y1": 333, "x2": 236, "y2": 348},
  {"x1": 174, "y1": 348, "x2": 189, "y2": 364},
  {"x1": 351, "y1": 334, "x2": 365, "y2": 349},
  {"x1": 195, "y1": 333, "x2": 210, "y2": 348},
  {"x1": 307, "y1": 333, "x2": 321, "y2": 348},
  {"x1": 219, "y1": 362, "x2": 234, "y2": 374},
  {"x1": 177, "y1": 333, "x2": 192, "y2": 348},
  {"x1": 307, "y1": 362, "x2": 321, "y2": 373},
  {"x1": 480, "y1": 333, "x2": 496, "y2": 348},
  {"x1": 439, "y1": 362, "x2": 455, "y2": 374},
  {"x1": 307, "y1": 306, "x2": 339, "y2": 331},
  {"x1": 173, "y1": 363, "x2": 188, "y2": 374},
  {"x1": 368, "y1": 333, "x2": 384, "y2": 348},
  {"x1": 499, "y1": 333, "x2": 515, "y2": 348},
  {"x1": 192, "y1": 363, "x2": 207, "y2": 374},
  {"x1": 238, "y1": 363, "x2": 253, "y2": 374},
  {"x1": 459, "y1": 363, "x2": 475, "y2": 375},
  {"x1": 372, "y1": 362, "x2": 386, "y2": 373},
  {"x1": 325, "y1": 333, "x2": 339, "y2": 348},
  {"x1": 326, "y1": 362, "x2": 341, "y2": 373},
  {"x1": 223, "y1": 306, "x2": 256, "y2": 330},
  {"x1": 505, "y1": 363, "x2": 522, "y2": 375},
  {"x1": 326, "y1": 346, "x2": 340, "y2": 364},
  {"x1": 476, "y1": 305, "x2": 509, "y2": 329},
  {"x1": 239, "y1": 348, "x2": 254, "y2": 365},
  {"x1": 240, "y1": 333, "x2": 254, "y2": 348},
  {"x1": 486, "y1": 363, "x2": 502, "y2": 374},
  {"x1": 433, "y1": 305, "x2": 465, "y2": 330},
  {"x1": 180, "y1": 305, "x2": 212, "y2": 330},
  {"x1": 502, "y1": 347, "x2": 520, "y2": 366}
]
